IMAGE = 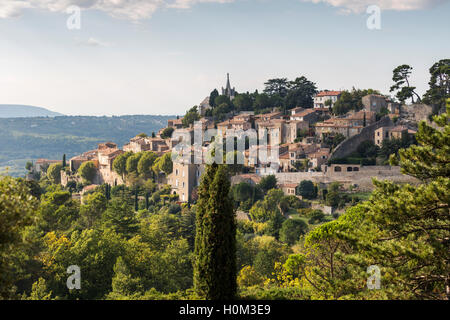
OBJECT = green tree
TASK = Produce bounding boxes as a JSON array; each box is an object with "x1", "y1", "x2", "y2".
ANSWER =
[
  {"x1": 160, "y1": 127, "x2": 175, "y2": 139},
  {"x1": 279, "y1": 219, "x2": 308, "y2": 245},
  {"x1": 126, "y1": 152, "x2": 143, "y2": 175},
  {"x1": 264, "y1": 78, "x2": 290, "y2": 98},
  {"x1": 233, "y1": 93, "x2": 253, "y2": 111},
  {"x1": 258, "y1": 175, "x2": 277, "y2": 193},
  {"x1": 296, "y1": 180, "x2": 317, "y2": 199},
  {"x1": 102, "y1": 199, "x2": 139, "y2": 238},
  {"x1": 47, "y1": 163, "x2": 62, "y2": 184},
  {"x1": 209, "y1": 89, "x2": 219, "y2": 107},
  {"x1": 137, "y1": 151, "x2": 157, "y2": 177},
  {"x1": 390, "y1": 64, "x2": 421, "y2": 104},
  {"x1": 285, "y1": 76, "x2": 317, "y2": 109},
  {"x1": 25, "y1": 161, "x2": 33, "y2": 172},
  {"x1": 194, "y1": 164, "x2": 237, "y2": 299},
  {"x1": 78, "y1": 192, "x2": 108, "y2": 229},
  {"x1": 78, "y1": 161, "x2": 96, "y2": 184},
  {"x1": 0, "y1": 176, "x2": 37, "y2": 299},
  {"x1": 423, "y1": 59, "x2": 450, "y2": 114},
  {"x1": 153, "y1": 152, "x2": 173, "y2": 176},
  {"x1": 113, "y1": 152, "x2": 132, "y2": 178},
  {"x1": 182, "y1": 106, "x2": 200, "y2": 128}
]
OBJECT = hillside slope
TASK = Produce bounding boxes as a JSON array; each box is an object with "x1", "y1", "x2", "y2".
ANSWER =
[
  {"x1": 0, "y1": 115, "x2": 174, "y2": 176},
  {"x1": 0, "y1": 104, "x2": 64, "y2": 118}
]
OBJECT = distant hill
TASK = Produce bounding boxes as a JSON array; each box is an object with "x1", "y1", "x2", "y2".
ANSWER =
[
  {"x1": 0, "y1": 115, "x2": 174, "y2": 177},
  {"x1": 0, "y1": 104, "x2": 64, "y2": 118}
]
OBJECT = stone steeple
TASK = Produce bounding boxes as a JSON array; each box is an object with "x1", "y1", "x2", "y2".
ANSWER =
[{"x1": 221, "y1": 73, "x2": 236, "y2": 100}]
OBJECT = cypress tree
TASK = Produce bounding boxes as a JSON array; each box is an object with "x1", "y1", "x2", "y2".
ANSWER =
[
  {"x1": 194, "y1": 164, "x2": 237, "y2": 300},
  {"x1": 62, "y1": 154, "x2": 66, "y2": 168},
  {"x1": 145, "y1": 192, "x2": 149, "y2": 210},
  {"x1": 134, "y1": 188, "x2": 139, "y2": 212}
]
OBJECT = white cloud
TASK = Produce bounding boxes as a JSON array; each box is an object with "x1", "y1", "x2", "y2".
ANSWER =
[
  {"x1": 75, "y1": 37, "x2": 111, "y2": 47},
  {"x1": 0, "y1": 0, "x2": 235, "y2": 20},
  {"x1": 303, "y1": 0, "x2": 447, "y2": 13}
]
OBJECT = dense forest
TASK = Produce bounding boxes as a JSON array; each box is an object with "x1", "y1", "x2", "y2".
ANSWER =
[{"x1": 0, "y1": 115, "x2": 173, "y2": 176}]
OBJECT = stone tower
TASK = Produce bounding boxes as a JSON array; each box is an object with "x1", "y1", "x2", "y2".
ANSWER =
[{"x1": 221, "y1": 73, "x2": 236, "y2": 100}]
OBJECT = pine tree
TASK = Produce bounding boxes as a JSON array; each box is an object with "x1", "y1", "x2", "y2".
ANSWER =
[{"x1": 194, "y1": 164, "x2": 237, "y2": 300}]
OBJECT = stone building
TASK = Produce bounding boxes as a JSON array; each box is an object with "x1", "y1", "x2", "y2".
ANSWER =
[
  {"x1": 167, "y1": 157, "x2": 204, "y2": 202},
  {"x1": 374, "y1": 125, "x2": 409, "y2": 147},
  {"x1": 362, "y1": 94, "x2": 388, "y2": 113},
  {"x1": 222, "y1": 73, "x2": 236, "y2": 100},
  {"x1": 314, "y1": 91, "x2": 342, "y2": 109}
]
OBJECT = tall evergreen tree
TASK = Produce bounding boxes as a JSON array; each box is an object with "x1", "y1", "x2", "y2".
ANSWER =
[
  {"x1": 62, "y1": 154, "x2": 66, "y2": 168},
  {"x1": 194, "y1": 164, "x2": 237, "y2": 299}
]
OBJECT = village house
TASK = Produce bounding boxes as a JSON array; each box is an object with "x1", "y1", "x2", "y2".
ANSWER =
[
  {"x1": 279, "y1": 183, "x2": 298, "y2": 196},
  {"x1": 308, "y1": 148, "x2": 331, "y2": 169},
  {"x1": 290, "y1": 109, "x2": 319, "y2": 124},
  {"x1": 315, "y1": 110, "x2": 376, "y2": 139},
  {"x1": 33, "y1": 159, "x2": 62, "y2": 173},
  {"x1": 362, "y1": 94, "x2": 388, "y2": 113},
  {"x1": 314, "y1": 91, "x2": 342, "y2": 109},
  {"x1": 167, "y1": 156, "x2": 204, "y2": 202},
  {"x1": 374, "y1": 125, "x2": 413, "y2": 147},
  {"x1": 123, "y1": 135, "x2": 170, "y2": 156},
  {"x1": 230, "y1": 173, "x2": 262, "y2": 186},
  {"x1": 254, "y1": 111, "x2": 282, "y2": 122},
  {"x1": 278, "y1": 143, "x2": 328, "y2": 172},
  {"x1": 167, "y1": 118, "x2": 184, "y2": 129},
  {"x1": 66, "y1": 142, "x2": 124, "y2": 186}
]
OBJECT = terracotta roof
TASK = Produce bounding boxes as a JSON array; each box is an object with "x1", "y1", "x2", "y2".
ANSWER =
[
  {"x1": 316, "y1": 91, "x2": 342, "y2": 97},
  {"x1": 291, "y1": 109, "x2": 316, "y2": 117},
  {"x1": 280, "y1": 183, "x2": 298, "y2": 188},
  {"x1": 390, "y1": 125, "x2": 408, "y2": 132}
]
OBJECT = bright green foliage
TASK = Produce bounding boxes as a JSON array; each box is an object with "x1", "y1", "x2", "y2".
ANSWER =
[
  {"x1": 137, "y1": 151, "x2": 157, "y2": 177},
  {"x1": 113, "y1": 152, "x2": 132, "y2": 177},
  {"x1": 237, "y1": 266, "x2": 264, "y2": 287},
  {"x1": 0, "y1": 176, "x2": 38, "y2": 299},
  {"x1": 391, "y1": 107, "x2": 450, "y2": 181},
  {"x1": 126, "y1": 153, "x2": 143, "y2": 175},
  {"x1": 78, "y1": 161, "x2": 97, "y2": 184},
  {"x1": 37, "y1": 190, "x2": 79, "y2": 232},
  {"x1": 194, "y1": 164, "x2": 237, "y2": 300},
  {"x1": 29, "y1": 278, "x2": 52, "y2": 300},
  {"x1": 47, "y1": 163, "x2": 62, "y2": 184},
  {"x1": 153, "y1": 152, "x2": 173, "y2": 176},
  {"x1": 101, "y1": 199, "x2": 139, "y2": 238},
  {"x1": 298, "y1": 107, "x2": 450, "y2": 300},
  {"x1": 78, "y1": 192, "x2": 107, "y2": 229}
]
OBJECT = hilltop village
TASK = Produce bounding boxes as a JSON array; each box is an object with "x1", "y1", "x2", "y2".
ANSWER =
[{"x1": 29, "y1": 74, "x2": 429, "y2": 211}]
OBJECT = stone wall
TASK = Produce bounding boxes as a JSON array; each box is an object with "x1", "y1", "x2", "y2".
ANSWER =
[
  {"x1": 400, "y1": 104, "x2": 433, "y2": 124},
  {"x1": 330, "y1": 116, "x2": 392, "y2": 159},
  {"x1": 267, "y1": 165, "x2": 419, "y2": 192}
]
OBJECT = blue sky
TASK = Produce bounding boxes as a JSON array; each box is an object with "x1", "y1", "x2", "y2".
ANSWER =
[{"x1": 0, "y1": 0, "x2": 449, "y2": 116}]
